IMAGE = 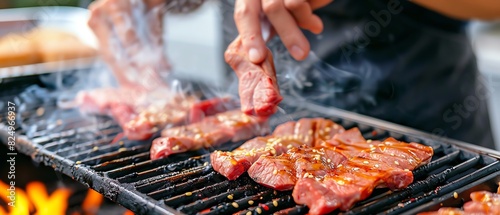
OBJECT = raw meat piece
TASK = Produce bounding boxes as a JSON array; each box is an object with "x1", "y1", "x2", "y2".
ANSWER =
[
  {"x1": 150, "y1": 110, "x2": 269, "y2": 160},
  {"x1": 211, "y1": 118, "x2": 344, "y2": 180},
  {"x1": 225, "y1": 36, "x2": 282, "y2": 117}
]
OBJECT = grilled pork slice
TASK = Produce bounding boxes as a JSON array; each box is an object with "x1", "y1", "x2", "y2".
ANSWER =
[
  {"x1": 290, "y1": 128, "x2": 433, "y2": 214},
  {"x1": 292, "y1": 163, "x2": 428, "y2": 214},
  {"x1": 248, "y1": 146, "x2": 347, "y2": 190},
  {"x1": 150, "y1": 110, "x2": 269, "y2": 160},
  {"x1": 292, "y1": 157, "x2": 414, "y2": 214},
  {"x1": 325, "y1": 128, "x2": 434, "y2": 167},
  {"x1": 225, "y1": 36, "x2": 282, "y2": 117},
  {"x1": 416, "y1": 208, "x2": 466, "y2": 215},
  {"x1": 418, "y1": 191, "x2": 500, "y2": 215},
  {"x1": 211, "y1": 118, "x2": 345, "y2": 180},
  {"x1": 463, "y1": 191, "x2": 500, "y2": 214}
]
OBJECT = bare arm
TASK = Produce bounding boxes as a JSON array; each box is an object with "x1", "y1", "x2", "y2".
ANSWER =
[{"x1": 412, "y1": 0, "x2": 500, "y2": 20}]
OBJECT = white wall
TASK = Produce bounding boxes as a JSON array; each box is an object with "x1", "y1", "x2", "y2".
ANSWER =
[
  {"x1": 163, "y1": 1, "x2": 226, "y2": 87},
  {"x1": 469, "y1": 21, "x2": 500, "y2": 150}
]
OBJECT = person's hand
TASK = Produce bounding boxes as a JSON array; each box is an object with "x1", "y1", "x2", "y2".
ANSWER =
[
  {"x1": 88, "y1": 0, "x2": 169, "y2": 90},
  {"x1": 233, "y1": 0, "x2": 332, "y2": 64}
]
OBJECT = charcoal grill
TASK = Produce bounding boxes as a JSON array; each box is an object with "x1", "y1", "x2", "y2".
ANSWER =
[{"x1": 1, "y1": 76, "x2": 500, "y2": 215}]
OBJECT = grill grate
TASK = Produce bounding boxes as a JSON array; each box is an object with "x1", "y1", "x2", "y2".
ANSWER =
[{"x1": 1, "y1": 82, "x2": 500, "y2": 215}]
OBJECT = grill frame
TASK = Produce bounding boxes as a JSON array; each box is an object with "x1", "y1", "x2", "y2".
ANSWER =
[{"x1": 1, "y1": 79, "x2": 500, "y2": 215}]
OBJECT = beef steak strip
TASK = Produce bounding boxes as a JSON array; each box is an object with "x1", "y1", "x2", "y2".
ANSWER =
[{"x1": 418, "y1": 191, "x2": 500, "y2": 215}]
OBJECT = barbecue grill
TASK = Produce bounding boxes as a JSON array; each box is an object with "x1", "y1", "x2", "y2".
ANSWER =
[{"x1": 1, "y1": 75, "x2": 500, "y2": 215}]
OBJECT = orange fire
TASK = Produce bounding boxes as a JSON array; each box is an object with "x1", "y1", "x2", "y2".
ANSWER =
[{"x1": 0, "y1": 181, "x2": 133, "y2": 215}]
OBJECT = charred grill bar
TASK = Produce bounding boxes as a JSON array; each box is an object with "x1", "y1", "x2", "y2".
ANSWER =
[{"x1": 1, "y1": 79, "x2": 500, "y2": 215}]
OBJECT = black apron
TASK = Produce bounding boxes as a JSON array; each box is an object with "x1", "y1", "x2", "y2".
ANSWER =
[{"x1": 288, "y1": 0, "x2": 495, "y2": 149}]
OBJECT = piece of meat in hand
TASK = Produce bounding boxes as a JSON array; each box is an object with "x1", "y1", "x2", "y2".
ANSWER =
[
  {"x1": 225, "y1": 36, "x2": 282, "y2": 117},
  {"x1": 88, "y1": 0, "x2": 169, "y2": 90}
]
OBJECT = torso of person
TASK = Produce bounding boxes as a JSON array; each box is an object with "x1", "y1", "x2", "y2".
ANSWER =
[{"x1": 299, "y1": 0, "x2": 495, "y2": 148}]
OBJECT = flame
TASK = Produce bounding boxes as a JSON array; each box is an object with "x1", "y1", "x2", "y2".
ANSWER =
[
  {"x1": 81, "y1": 189, "x2": 103, "y2": 214},
  {"x1": 123, "y1": 210, "x2": 135, "y2": 215},
  {"x1": 0, "y1": 181, "x2": 31, "y2": 215},
  {"x1": 0, "y1": 181, "x2": 133, "y2": 215},
  {"x1": 26, "y1": 182, "x2": 71, "y2": 215}
]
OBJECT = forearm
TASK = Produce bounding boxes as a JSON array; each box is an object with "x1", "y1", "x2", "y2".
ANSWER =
[{"x1": 412, "y1": 0, "x2": 500, "y2": 20}]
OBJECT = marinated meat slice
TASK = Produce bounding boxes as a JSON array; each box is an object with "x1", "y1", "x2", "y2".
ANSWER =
[
  {"x1": 291, "y1": 130, "x2": 433, "y2": 214},
  {"x1": 75, "y1": 87, "x2": 143, "y2": 114},
  {"x1": 150, "y1": 110, "x2": 269, "y2": 160},
  {"x1": 418, "y1": 191, "x2": 500, "y2": 215},
  {"x1": 247, "y1": 146, "x2": 346, "y2": 190},
  {"x1": 211, "y1": 120, "x2": 313, "y2": 180},
  {"x1": 77, "y1": 87, "x2": 236, "y2": 140},
  {"x1": 123, "y1": 96, "x2": 200, "y2": 140},
  {"x1": 470, "y1": 191, "x2": 500, "y2": 203},
  {"x1": 188, "y1": 97, "x2": 238, "y2": 123},
  {"x1": 314, "y1": 119, "x2": 345, "y2": 145},
  {"x1": 415, "y1": 208, "x2": 466, "y2": 215},
  {"x1": 225, "y1": 36, "x2": 282, "y2": 117},
  {"x1": 210, "y1": 137, "x2": 301, "y2": 180},
  {"x1": 326, "y1": 127, "x2": 367, "y2": 146},
  {"x1": 211, "y1": 118, "x2": 344, "y2": 180},
  {"x1": 326, "y1": 128, "x2": 434, "y2": 168},
  {"x1": 464, "y1": 191, "x2": 500, "y2": 214},
  {"x1": 292, "y1": 157, "x2": 414, "y2": 214}
]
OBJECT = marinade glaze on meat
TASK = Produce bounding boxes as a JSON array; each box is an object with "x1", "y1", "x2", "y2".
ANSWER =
[
  {"x1": 211, "y1": 118, "x2": 345, "y2": 180},
  {"x1": 212, "y1": 119, "x2": 433, "y2": 214}
]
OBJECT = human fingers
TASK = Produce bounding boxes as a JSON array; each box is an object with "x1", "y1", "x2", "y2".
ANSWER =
[
  {"x1": 283, "y1": 0, "x2": 323, "y2": 34},
  {"x1": 233, "y1": 0, "x2": 268, "y2": 64},
  {"x1": 262, "y1": 0, "x2": 310, "y2": 60}
]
